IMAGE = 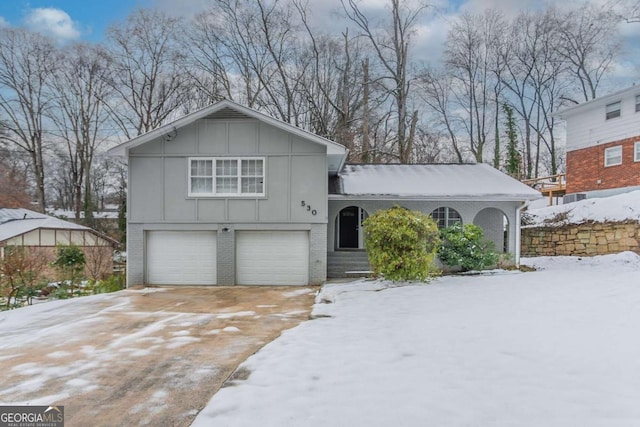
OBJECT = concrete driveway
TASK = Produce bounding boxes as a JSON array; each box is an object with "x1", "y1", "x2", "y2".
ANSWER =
[{"x1": 0, "y1": 285, "x2": 318, "y2": 426}]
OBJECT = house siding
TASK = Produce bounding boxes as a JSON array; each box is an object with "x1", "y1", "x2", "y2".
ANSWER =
[
  {"x1": 309, "y1": 223, "x2": 327, "y2": 284},
  {"x1": 327, "y1": 199, "x2": 520, "y2": 256},
  {"x1": 564, "y1": 90, "x2": 640, "y2": 152},
  {"x1": 566, "y1": 135, "x2": 640, "y2": 194},
  {"x1": 126, "y1": 118, "x2": 328, "y2": 286}
]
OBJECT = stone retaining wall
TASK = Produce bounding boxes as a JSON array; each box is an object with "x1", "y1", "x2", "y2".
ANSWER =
[{"x1": 521, "y1": 221, "x2": 640, "y2": 257}]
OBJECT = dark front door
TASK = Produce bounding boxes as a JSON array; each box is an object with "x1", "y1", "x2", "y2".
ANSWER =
[{"x1": 339, "y1": 206, "x2": 359, "y2": 248}]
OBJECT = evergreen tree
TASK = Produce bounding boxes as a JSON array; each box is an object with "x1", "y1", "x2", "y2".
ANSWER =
[{"x1": 503, "y1": 103, "x2": 521, "y2": 179}]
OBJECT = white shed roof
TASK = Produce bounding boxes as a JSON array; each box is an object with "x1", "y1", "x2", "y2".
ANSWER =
[
  {"x1": 330, "y1": 163, "x2": 542, "y2": 201},
  {"x1": 0, "y1": 208, "x2": 112, "y2": 243}
]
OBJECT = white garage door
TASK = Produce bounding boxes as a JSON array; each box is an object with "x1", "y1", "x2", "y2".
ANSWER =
[
  {"x1": 236, "y1": 231, "x2": 309, "y2": 285},
  {"x1": 147, "y1": 231, "x2": 217, "y2": 285}
]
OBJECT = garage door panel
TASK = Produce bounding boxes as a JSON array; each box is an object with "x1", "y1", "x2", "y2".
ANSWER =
[
  {"x1": 147, "y1": 231, "x2": 216, "y2": 285},
  {"x1": 236, "y1": 231, "x2": 308, "y2": 285}
]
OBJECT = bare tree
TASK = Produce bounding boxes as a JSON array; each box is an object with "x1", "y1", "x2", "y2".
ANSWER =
[
  {"x1": 49, "y1": 43, "x2": 112, "y2": 223},
  {"x1": 0, "y1": 247, "x2": 50, "y2": 308},
  {"x1": 417, "y1": 69, "x2": 464, "y2": 163},
  {"x1": 0, "y1": 28, "x2": 56, "y2": 211},
  {"x1": 183, "y1": 11, "x2": 235, "y2": 109},
  {"x1": 341, "y1": 0, "x2": 429, "y2": 163},
  {"x1": 500, "y1": 11, "x2": 544, "y2": 179},
  {"x1": 444, "y1": 10, "x2": 506, "y2": 163},
  {"x1": 104, "y1": 9, "x2": 190, "y2": 138},
  {"x1": 0, "y1": 147, "x2": 31, "y2": 208},
  {"x1": 557, "y1": 4, "x2": 622, "y2": 103},
  {"x1": 608, "y1": 0, "x2": 640, "y2": 24}
]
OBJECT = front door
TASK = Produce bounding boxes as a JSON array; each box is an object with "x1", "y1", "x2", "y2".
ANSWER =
[{"x1": 339, "y1": 206, "x2": 360, "y2": 248}]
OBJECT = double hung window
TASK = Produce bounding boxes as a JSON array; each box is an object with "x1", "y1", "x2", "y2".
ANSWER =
[
  {"x1": 604, "y1": 146, "x2": 622, "y2": 167},
  {"x1": 605, "y1": 101, "x2": 621, "y2": 120},
  {"x1": 189, "y1": 158, "x2": 264, "y2": 196}
]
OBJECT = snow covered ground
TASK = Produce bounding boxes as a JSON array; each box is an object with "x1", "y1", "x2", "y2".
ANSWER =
[
  {"x1": 193, "y1": 252, "x2": 640, "y2": 427},
  {"x1": 524, "y1": 190, "x2": 640, "y2": 226}
]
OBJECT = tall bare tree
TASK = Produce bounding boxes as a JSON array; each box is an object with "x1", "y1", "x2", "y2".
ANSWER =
[
  {"x1": 417, "y1": 69, "x2": 464, "y2": 163},
  {"x1": 50, "y1": 43, "x2": 112, "y2": 222},
  {"x1": 104, "y1": 9, "x2": 189, "y2": 138},
  {"x1": 0, "y1": 28, "x2": 56, "y2": 211},
  {"x1": 445, "y1": 10, "x2": 506, "y2": 163},
  {"x1": 557, "y1": 4, "x2": 622, "y2": 103},
  {"x1": 341, "y1": 0, "x2": 428, "y2": 163},
  {"x1": 0, "y1": 147, "x2": 30, "y2": 208}
]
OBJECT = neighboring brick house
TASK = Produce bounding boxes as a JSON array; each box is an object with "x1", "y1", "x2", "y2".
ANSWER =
[{"x1": 558, "y1": 85, "x2": 640, "y2": 201}]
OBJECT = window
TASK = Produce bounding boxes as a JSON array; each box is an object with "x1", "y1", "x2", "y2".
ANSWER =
[
  {"x1": 189, "y1": 158, "x2": 264, "y2": 196},
  {"x1": 430, "y1": 207, "x2": 462, "y2": 229},
  {"x1": 604, "y1": 146, "x2": 622, "y2": 167},
  {"x1": 635, "y1": 141, "x2": 640, "y2": 162},
  {"x1": 605, "y1": 101, "x2": 621, "y2": 120},
  {"x1": 636, "y1": 95, "x2": 640, "y2": 113}
]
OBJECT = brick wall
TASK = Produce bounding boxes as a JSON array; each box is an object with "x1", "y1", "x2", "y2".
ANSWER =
[
  {"x1": 217, "y1": 226, "x2": 235, "y2": 285},
  {"x1": 566, "y1": 135, "x2": 640, "y2": 194},
  {"x1": 521, "y1": 221, "x2": 640, "y2": 256},
  {"x1": 309, "y1": 224, "x2": 327, "y2": 285}
]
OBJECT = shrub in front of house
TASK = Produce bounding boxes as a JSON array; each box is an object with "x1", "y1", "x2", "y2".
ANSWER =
[
  {"x1": 438, "y1": 223, "x2": 499, "y2": 272},
  {"x1": 363, "y1": 206, "x2": 440, "y2": 281}
]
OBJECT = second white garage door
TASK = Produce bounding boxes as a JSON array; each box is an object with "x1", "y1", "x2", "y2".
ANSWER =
[
  {"x1": 236, "y1": 231, "x2": 309, "y2": 285},
  {"x1": 147, "y1": 231, "x2": 217, "y2": 285}
]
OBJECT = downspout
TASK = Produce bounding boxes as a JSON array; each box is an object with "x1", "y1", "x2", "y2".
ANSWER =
[{"x1": 515, "y1": 202, "x2": 524, "y2": 266}]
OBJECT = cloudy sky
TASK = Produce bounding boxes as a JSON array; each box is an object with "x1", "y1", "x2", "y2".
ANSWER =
[{"x1": 0, "y1": 0, "x2": 637, "y2": 87}]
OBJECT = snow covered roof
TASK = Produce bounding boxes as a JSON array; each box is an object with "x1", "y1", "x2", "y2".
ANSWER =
[
  {"x1": 0, "y1": 208, "x2": 114, "y2": 244},
  {"x1": 330, "y1": 163, "x2": 542, "y2": 201}
]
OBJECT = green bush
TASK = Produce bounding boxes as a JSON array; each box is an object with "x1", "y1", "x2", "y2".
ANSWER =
[
  {"x1": 363, "y1": 206, "x2": 440, "y2": 281},
  {"x1": 94, "y1": 275, "x2": 125, "y2": 294},
  {"x1": 438, "y1": 223, "x2": 499, "y2": 272},
  {"x1": 52, "y1": 245, "x2": 86, "y2": 282}
]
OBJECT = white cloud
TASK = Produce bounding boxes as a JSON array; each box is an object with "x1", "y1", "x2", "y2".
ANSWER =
[
  {"x1": 23, "y1": 8, "x2": 81, "y2": 42},
  {"x1": 0, "y1": 16, "x2": 9, "y2": 28}
]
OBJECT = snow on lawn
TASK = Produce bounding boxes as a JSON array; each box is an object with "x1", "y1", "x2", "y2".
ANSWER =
[
  {"x1": 525, "y1": 190, "x2": 640, "y2": 226},
  {"x1": 193, "y1": 252, "x2": 640, "y2": 427}
]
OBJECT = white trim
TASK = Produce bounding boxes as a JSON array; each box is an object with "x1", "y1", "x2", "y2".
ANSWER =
[
  {"x1": 605, "y1": 101, "x2": 621, "y2": 120},
  {"x1": 635, "y1": 141, "x2": 640, "y2": 162},
  {"x1": 515, "y1": 203, "x2": 523, "y2": 265},
  {"x1": 188, "y1": 157, "x2": 265, "y2": 197},
  {"x1": 604, "y1": 146, "x2": 622, "y2": 167}
]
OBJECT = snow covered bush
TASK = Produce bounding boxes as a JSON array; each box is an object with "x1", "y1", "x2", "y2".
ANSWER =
[
  {"x1": 438, "y1": 223, "x2": 499, "y2": 272},
  {"x1": 363, "y1": 206, "x2": 440, "y2": 281}
]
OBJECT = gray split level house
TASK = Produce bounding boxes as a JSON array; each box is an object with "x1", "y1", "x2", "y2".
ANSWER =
[{"x1": 108, "y1": 100, "x2": 541, "y2": 287}]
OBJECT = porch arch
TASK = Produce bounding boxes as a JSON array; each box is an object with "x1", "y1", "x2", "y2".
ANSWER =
[{"x1": 473, "y1": 208, "x2": 509, "y2": 253}]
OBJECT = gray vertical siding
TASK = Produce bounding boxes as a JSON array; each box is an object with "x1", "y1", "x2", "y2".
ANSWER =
[{"x1": 126, "y1": 118, "x2": 329, "y2": 287}]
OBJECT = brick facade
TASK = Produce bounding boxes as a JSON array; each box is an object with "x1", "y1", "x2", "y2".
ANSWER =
[{"x1": 566, "y1": 135, "x2": 640, "y2": 194}]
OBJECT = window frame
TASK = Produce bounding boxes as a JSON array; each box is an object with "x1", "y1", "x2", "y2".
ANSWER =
[
  {"x1": 605, "y1": 101, "x2": 621, "y2": 120},
  {"x1": 636, "y1": 95, "x2": 640, "y2": 113},
  {"x1": 634, "y1": 141, "x2": 640, "y2": 162},
  {"x1": 188, "y1": 157, "x2": 266, "y2": 197},
  {"x1": 430, "y1": 207, "x2": 462, "y2": 229},
  {"x1": 603, "y1": 146, "x2": 622, "y2": 167}
]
